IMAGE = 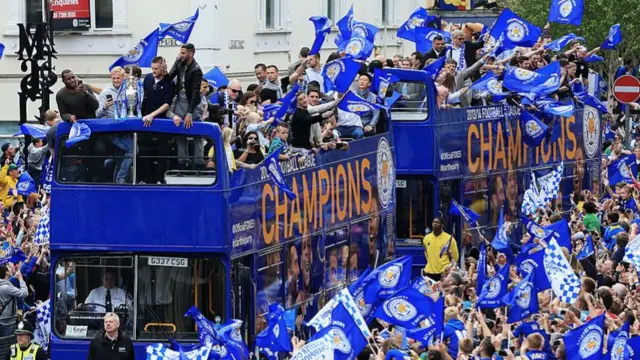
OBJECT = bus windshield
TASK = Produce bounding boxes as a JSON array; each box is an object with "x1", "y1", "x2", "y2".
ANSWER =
[
  {"x1": 54, "y1": 254, "x2": 225, "y2": 341},
  {"x1": 56, "y1": 130, "x2": 216, "y2": 185}
]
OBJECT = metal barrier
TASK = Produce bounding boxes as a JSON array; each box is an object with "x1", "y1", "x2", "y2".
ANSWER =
[{"x1": 0, "y1": 335, "x2": 16, "y2": 359}]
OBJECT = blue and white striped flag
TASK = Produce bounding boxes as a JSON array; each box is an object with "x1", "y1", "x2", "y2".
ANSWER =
[
  {"x1": 34, "y1": 299, "x2": 51, "y2": 350},
  {"x1": 624, "y1": 236, "x2": 640, "y2": 270},
  {"x1": 289, "y1": 332, "x2": 333, "y2": 360},
  {"x1": 146, "y1": 343, "x2": 212, "y2": 360},
  {"x1": 543, "y1": 236, "x2": 581, "y2": 305},
  {"x1": 536, "y1": 162, "x2": 564, "y2": 204},
  {"x1": 34, "y1": 207, "x2": 50, "y2": 246}
]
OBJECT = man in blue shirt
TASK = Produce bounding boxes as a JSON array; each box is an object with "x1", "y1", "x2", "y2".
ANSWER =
[{"x1": 603, "y1": 212, "x2": 625, "y2": 250}]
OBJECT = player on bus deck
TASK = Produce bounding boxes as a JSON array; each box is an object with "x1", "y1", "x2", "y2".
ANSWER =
[{"x1": 80, "y1": 269, "x2": 133, "y2": 313}]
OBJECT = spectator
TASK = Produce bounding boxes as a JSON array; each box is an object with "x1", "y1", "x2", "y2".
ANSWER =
[
  {"x1": 142, "y1": 56, "x2": 174, "y2": 126},
  {"x1": 27, "y1": 138, "x2": 46, "y2": 189},
  {"x1": 288, "y1": 47, "x2": 310, "y2": 76},
  {"x1": 234, "y1": 131, "x2": 265, "y2": 168},
  {"x1": 0, "y1": 162, "x2": 21, "y2": 213},
  {"x1": 254, "y1": 63, "x2": 267, "y2": 85},
  {"x1": 446, "y1": 30, "x2": 485, "y2": 73},
  {"x1": 0, "y1": 264, "x2": 28, "y2": 337},
  {"x1": 56, "y1": 69, "x2": 99, "y2": 123},
  {"x1": 0, "y1": 144, "x2": 16, "y2": 166},
  {"x1": 355, "y1": 74, "x2": 380, "y2": 136},
  {"x1": 44, "y1": 109, "x2": 62, "y2": 151},
  {"x1": 222, "y1": 128, "x2": 237, "y2": 173},
  {"x1": 290, "y1": 53, "x2": 324, "y2": 92},
  {"x1": 96, "y1": 66, "x2": 126, "y2": 119},
  {"x1": 392, "y1": 54, "x2": 403, "y2": 68},
  {"x1": 211, "y1": 79, "x2": 242, "y2": 129},
  {"x1": 264, "y1": 65, "x2": 283, "y2": 99},
  {"x1": 423, "y1": 35, "x2": 447, "y2": 62},
  {"x1": 291, "y1": 92, "x2": 338, "y2": 149},
  {"x1": 87, "y1": 313, "x2": 134, "y2": 360}
]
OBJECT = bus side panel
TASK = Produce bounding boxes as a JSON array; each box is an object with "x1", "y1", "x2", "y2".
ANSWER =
[{"x1": 51, "y1": 189, "x2": 226, "y2": 251}]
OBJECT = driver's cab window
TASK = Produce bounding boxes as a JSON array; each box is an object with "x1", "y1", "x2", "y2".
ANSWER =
[
  {"x1": 390, "y1": 81, "x2": 429, "y2": 121},
  {"x1": 55, "y1": 256, "x2": 134, "y2": 339}
]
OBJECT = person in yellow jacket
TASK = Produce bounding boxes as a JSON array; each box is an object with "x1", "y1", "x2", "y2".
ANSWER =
[
  {"x1": 0, "y1": 162, "x2": 21, "y2": 211},
  {"x1": 8, "y1": 320, "x2": 47, "y2": 360},
  {"x1": 422, "y1": 217, "x2": 459, "y2": 281}
]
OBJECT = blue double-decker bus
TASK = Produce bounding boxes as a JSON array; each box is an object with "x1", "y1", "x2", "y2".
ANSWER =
[
  {"x1": 48, "y1": 119, "x2": 396, "y2": 358},
  {"x1": 384, "y1": 69, "x2": 602, "y2": 275}
]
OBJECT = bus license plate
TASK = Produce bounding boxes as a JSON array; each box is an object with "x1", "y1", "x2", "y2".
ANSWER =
[{"x1": 148, "y1": 256, "x2": 188, "y2": 267}]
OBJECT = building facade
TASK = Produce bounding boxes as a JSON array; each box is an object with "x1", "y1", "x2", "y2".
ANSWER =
[{"x1": 0, "y1": 0, "x2": 433, "y2": 124}]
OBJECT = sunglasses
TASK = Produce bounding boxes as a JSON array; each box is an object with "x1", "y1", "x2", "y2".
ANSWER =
[
  {"x1": 456, "y1": 37, "x2": 465, "y2": 40},
  {"x1": 230, "y1": 88, "x2": 241, "y2": 94}
]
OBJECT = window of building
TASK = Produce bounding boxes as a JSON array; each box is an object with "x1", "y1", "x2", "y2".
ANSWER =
[
  {"x1": 326, "y1": 0, "x2": 337, "y2": 21},
  {"x1": 56, "y1": 131, "x2": 217, "y2": 186},
  {"x1": 259, "y1": 0, "x2": 285, "y2": 30},
  {"x1": 53, "y1": 255, "x2": 226, "y2": 341},
  {"x1": 24, "y1": 0, "x2": 113, "y2": 30},
  {"x1": 381, "y1": 0, "x2": 389, "y2": 25}
]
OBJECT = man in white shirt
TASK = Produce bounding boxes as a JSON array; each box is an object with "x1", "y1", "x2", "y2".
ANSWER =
[
  {"x1": 83, "y1": 270, "x2": 132, "y2": 313},
  {"x1": 289, "y1": 53, "x2": 324, "y2": 93}
]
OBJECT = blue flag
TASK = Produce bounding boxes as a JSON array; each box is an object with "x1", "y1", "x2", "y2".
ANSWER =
[
  {"x1": 397, "y1": 7, "x2": 436, "y2": 43},
  {"x1": 585, "y1": 54, "x2": 605, "y2": 63},
  {"x1": 470, "y1": 71, "x2": 504, "y2": 95},
  {"x1": 415, "y1": 27, "x2": 449, "y2": 53},
  {"x1": 362, "y1": 256, "x2": 412, "y2": 304},
  {"x1": 352, "y1": 21, "x2": 379, "y2": 44},
  {"x1": 204, "y1": 67, "x2": 229, "y2": 89},
  {"x1": 563, "y1": 314, "x2": 604, "y2": 360},
  {"x1": 449, "y1": 199, "x2": 480, "y2": 226},
  {"x1": 536, "y1": 99, "x2": 575, "y2": 117},
  {"x1": 159, "y1": 9, "x2": 199, "y2": 43},
  {"x1": 218, "y1": 320, "x2": 250, "y2": 360},
  {"x1": 404, "y1": 296, "x2": 445, "y2": 345},
  {"x1": 348, "y1": 268, "x2": 376, "y2": 321},
  {"x1": 0, "y1": 243, "x2": 26, "y2": 266},
  {"x1": 605, "y1": 121, "x2": 616, "y2": 141},
  {"x1": 516, "y1": 243, "x2": 552, "y2": 292},
  {"x1": 110, "y1": 29, "x2": 160, "y2": 70},
  {"x1": 575, "y1": 91, "x2": 609, "y2": 113},
  {"x1": 544, "y1": 218, "x2": 572, "y2": 251},
  {"x1": 608, "y1": 153, "x2": 637, "y2": 185},
  {"x1": 627, "y1": 336, "x2": 640, "y2": 359},
  {"x1": 264, "y1": 147, "x2": 296, "y2": 200},
  {"x1": 423, "y1": 57, "x2": 446, "y2": 80},
  {"x1": 544, "y1": 33, "x2": 584, "y2": 51},
  {"x1": 66, "y1": 122, "x2": 92, "y2": 147},
  {"x1": 477, "y1": 261, "x2": 510, "y2": 309},
  {"x1": 0, "y1": 43, "x2": 4, "y2": 59},
  {"x1": 477, "y1": 243, "x2": 487, "y2": 295},
  {"x1": 16, "y1": 172, "x2": 36, "y2": 197},
  {"x1": 373, "y1": 69, "x2": 400, "y2": 103},
  {"x1": 334, "y1": 5, "x2": 354, "y2": 48},
  {"x1": 502, "y1": 271, "x2": 538, "y2": 323},
  {"x1": 487, "y1": 8, "x2": 542, "y2": 51},
  {"x1": 373, "y1": 287, "x2": 438, "y2": 329},
  {"x1": 548, "y1": 0, "x2": 584, "y2": 26},
  {"x1": 411, "y1": 276, "x2": 439, "y2": 299},
  {"x1": 520, "y1": 111, "x2": 549, "y2": 147},
  {"x1": 385, "y1": 91, "x2": 402, "y2": 108},
  {"x1": 41, "y1": 154, "x2": 52, "y2": 195},
  {"x1": 576, "y1": 235, "x2": 594, "y2": 260},
  {"x1": 341, "y1": 34, "x2": 375, "y2": 61},
  {"x1": 602, "y1": 24, "x2": 622, "y2": 50},
  {"x1": 606, "y1": 320, "x2": 630, "y2": 360},
  {"x1": 322, "y1": 57, "x2": 361, "y2": 93},
  {"x1": 504, "y1": 61, "x2": 562, "y2": 95},
  {"x1": 338, "y1": 90, "x2": 386, "y2": 116},
  {"x1": 273, "y1": 84, "x2": 300, "y2": 124},
  {"x1": 15, "y1": 124, "x2": 48, "y2": 139},
  {"x1": 309, "y1": 302, "x2": 368, "y2": 360},
  {"x1": 256, "y1": 303, "x2": 292, "y2": 356},
  {"x1": 185, "y1": 306, "x2": 221, "y2": 347},
  {"x1": 263, "y1": 104, "x2": 281, "y2": 121},
  {"x1": 309, "y1": 16, "x2": 332, "y2": 55},
  {"x1": 522, "y1": 216, "x2": 551, "y2": 241}
]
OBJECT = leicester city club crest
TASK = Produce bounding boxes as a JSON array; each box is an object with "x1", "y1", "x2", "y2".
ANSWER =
[
  {"x1": 379, "y1": 264, "x2": 402, "y2": 288},
  {"x1": 515, "y1": 282, "x2": 532, "y2": 308},
  {"x1": 514, "y1": 68, "x2": 535, "y2": 81},
  {"x1": 559, "y1": 0, "x2": 574, "y2": 18},
  {"x1": 172, "y1": 20, "x2": 192, "y2": 32},
  {"x1": 377, "y1": 137, "x2": 394, "y2": 209},
  {"x1": 355, "y1": 292, "x2": 373, "y2": 316},
  {"x1": 347, "y1": 103, "x2": 372, "y2": 113},
  {"x1": 330, "y1": 328, "x2": 352, "y2": 354},
  {"x1": 212, "y1": 345, "x2": 228, "y2": 357},
  {"x1": 346, "y1": 38, "x2": 365, "y2": 56},
  {"x1": 578, "y1": 326, "x2": 603, "y2": 358},
  {"x1": 525, "y1": 119, "x2": 544, "y2": 138},
  {"x1": 487, "y1": 79, "x2": 502, "y2": 95},
  {"x1": 611, "y1": 333, "x2": 628, "y2": 360},
  {"x1": 326, "y1": 61, "x2": 344, "y2": 82},
  {"x1": 384, "y1": 298, "x2": 417, "y2": 322},
  {"x1": 353, "y1": 24, "x2": 368, "y2": 39},
  {"x1": 583, "y1": 106, "x2": 600, "y2": 158},
  {"x1": 407, "y1": 16, "x2": 425, "y2": 30},
  {"x1": 487, "y1": 277, "x2": 502, "y2": 298},
  {"x1": 124, "y1": 43, "x2": 145, "y2": 62},
  {"x1": 506, "y1": 21, "x2": 526, "y2": 42}
]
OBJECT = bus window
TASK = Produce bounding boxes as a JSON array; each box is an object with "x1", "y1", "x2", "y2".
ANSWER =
[
  {"x1": 389, "y1": 81, "x2": 429, "y2": 121},
  {"x1": 396, "y1": 179, "x2": 433, "y2": 241},
  {"x1": 57, "y1": 131, "x2": 216, "y2": 186},
  {"x1": 53, "y1": 255, "x2": 225, "y2": 342},
  {"x1": 54, "y1": 256, "x2": 134, "y2": 340},
  {"x1": 256, "y1": 249, "x2": 283, "y2": 334}
]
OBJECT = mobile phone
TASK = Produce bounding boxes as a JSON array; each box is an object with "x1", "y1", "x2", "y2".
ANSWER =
[{"x1": 106, "y1": 94, "x2": 113, "y2": 101}]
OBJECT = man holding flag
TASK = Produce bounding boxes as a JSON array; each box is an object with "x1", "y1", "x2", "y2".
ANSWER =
[{"x1": 422, "y1": 217, "x2": 458, "y2": 281}]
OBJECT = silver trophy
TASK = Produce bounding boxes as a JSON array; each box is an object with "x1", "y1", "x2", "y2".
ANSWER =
[{"x1": 125, "y1": 75, "x2": 138, "y2": 117}]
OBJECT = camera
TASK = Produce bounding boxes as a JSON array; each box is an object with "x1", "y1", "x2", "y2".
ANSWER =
[{"x1": 247, "y1": 139, "x2": 258, "y2": 147}]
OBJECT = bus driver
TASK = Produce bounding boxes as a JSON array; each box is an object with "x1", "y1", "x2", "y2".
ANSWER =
[{"x1": 81, "y1": 269, "x2": 132, "y2": 313}]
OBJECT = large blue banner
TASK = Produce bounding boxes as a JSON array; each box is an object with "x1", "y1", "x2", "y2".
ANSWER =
[{"x1": 438, "y1": 105, "x2": 601, "y2": 178}]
